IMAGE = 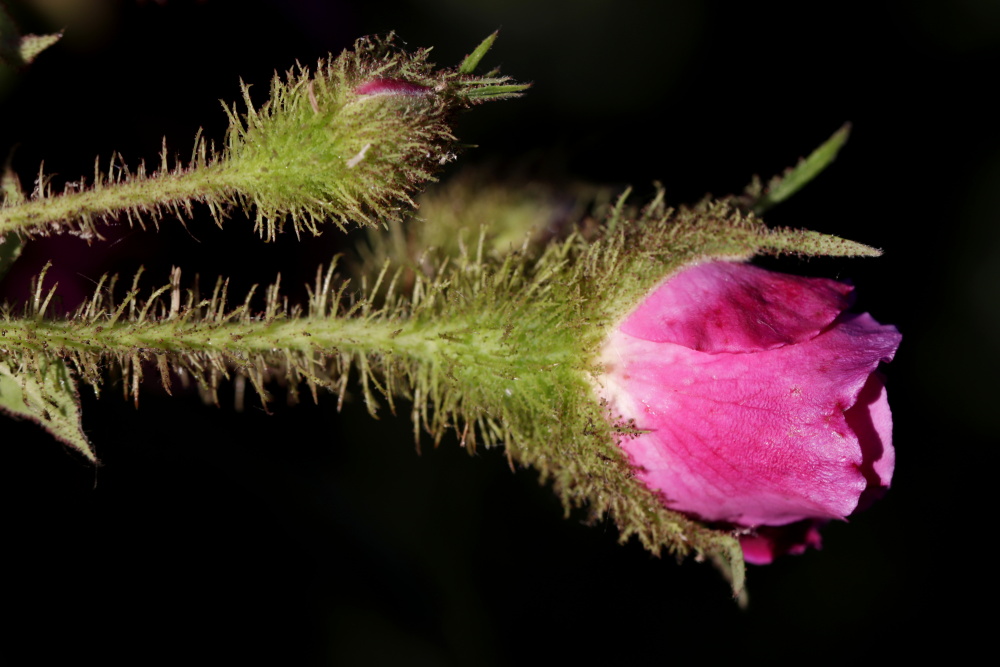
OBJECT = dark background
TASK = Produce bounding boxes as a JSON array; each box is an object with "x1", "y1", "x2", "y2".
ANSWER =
[{"x1": 2, "y1": 0, "x2": 994, "y2": 663}]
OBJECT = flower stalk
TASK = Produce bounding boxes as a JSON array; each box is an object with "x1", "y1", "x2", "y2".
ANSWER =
[{"x1": 0, "y1": 182, "x2": 886, "y2": 593}]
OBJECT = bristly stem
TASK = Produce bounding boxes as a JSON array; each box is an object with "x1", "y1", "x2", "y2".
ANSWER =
[{"x1": 0, "y1": 157, "x2": 232, "y2": 239}]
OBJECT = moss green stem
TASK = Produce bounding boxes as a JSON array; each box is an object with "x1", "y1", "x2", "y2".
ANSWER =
[
  {"x1": 0, "y1": 312, "x2": 511, "y2": 371},
  {"x1": 0, "y1": 163, "x2": 235, "y2": 237}
]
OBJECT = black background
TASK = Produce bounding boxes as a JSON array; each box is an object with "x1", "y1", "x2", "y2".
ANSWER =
[{"x1": 2, "y1": 0, "x2": 994, "y2": 663}]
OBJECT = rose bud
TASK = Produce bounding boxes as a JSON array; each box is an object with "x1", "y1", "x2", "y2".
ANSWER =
[{"x1": 594, "y1": 261, "x2": 901, "y2": 564}]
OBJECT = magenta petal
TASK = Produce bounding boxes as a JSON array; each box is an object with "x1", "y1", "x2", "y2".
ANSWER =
[
  {"x1": 739, "y1": 520, "x2": 826, "y2": 565},
  {"x1": 619, "y1": 262, "x2": 855, "y2": 353},
  {"x1": 845, "y1": 370, "x2": 895, "y2": 511},
  {"x1": 598, "y1": 307, "x2": 900, "y2": 527},
  {"x1": 354, "y1": 78, "x2": 432, "y2": 96}
]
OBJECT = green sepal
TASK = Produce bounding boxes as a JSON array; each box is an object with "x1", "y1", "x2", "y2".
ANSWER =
[
  {"x1": 458, "y1": 31, "x2": 498, "y2": 74},
  {"x1": 761, "y1": 226, "x2": 880, "y2": 257},
  {"x1": 751, "y1": 123, "x2": 851, "y2": 214},
  {"x1": 456, "y1": 83, "x2": 532, "y2": 101}
]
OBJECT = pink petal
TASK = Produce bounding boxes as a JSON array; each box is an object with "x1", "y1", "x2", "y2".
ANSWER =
[
  {"x1": 845, "y1": 370, "x2": 895, "y2": 511},
  {"x1": 739, "y1": 520, "x2": 826, "y2": 565},
  {"x1": 619, "y1": 261, "x2": 855, "y2": 353},
  {"x1": 354, "y1": 78, "x2": 432, "y2": 96},
  {"x1": 597, "y1": 310, "x2": 900, "y2": 527}
]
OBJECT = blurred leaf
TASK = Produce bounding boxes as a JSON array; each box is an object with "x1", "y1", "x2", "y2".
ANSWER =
[
  {"x1": 1, "y1": 158, "x2": 23, "y2": 204},
  {"x1": 0, "y1": 233, "x2": 21, "y2": 281},
  {"x1": 0, "y1": 358, "x2": 95, "y2": 462},
  {"x1": 0, "y1": 5, "x2": 62, "y2": 68},
  {"x1": 17, "y1": 30, "x2": 62, "y2": 64},
  {"x1": 1, "y1": 159, "x2": 25, "y2": 280}
]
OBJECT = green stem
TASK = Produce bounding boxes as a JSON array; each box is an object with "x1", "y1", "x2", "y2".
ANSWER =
[
  {"x1": 0, "y1": 162, "x2": 234, "y2": 237},
  {"x1": 0, "y1": 313, "x2": 465, "y2": 361}
]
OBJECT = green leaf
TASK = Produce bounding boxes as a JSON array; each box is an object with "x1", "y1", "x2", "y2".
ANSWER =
[
  {"x1": 458, "y1": 31, "x2": 498, "y2": 74},
  {"x1": 0, "y1": 358, "x2": 95, "y2": 462},
  {"x1": 753, "y1": 123, "x2": 851, "y2": 214}
]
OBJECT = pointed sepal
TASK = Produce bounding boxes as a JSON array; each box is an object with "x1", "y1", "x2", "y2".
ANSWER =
[
  {"x1": 458, "y1": 31, "x2": 499, "y2": 74},
  {"x1": 751, "y1": 123, "x2": 851, "y2": 214}
]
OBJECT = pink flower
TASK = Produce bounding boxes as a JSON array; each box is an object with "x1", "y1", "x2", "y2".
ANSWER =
[{"x1": 595, "y1": 261, "x2": 901, "y2": 564}]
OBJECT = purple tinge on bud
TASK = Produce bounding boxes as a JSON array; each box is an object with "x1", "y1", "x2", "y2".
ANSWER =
[
  {"x1": 595, "y1": 261, "x2": 901, "y2": 564},
  {"x1": 354, "y1": 78, "x2": 432, "y2": 97}
]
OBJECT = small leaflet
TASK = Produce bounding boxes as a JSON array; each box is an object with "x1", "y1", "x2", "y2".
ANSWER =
[
  {"x1": 0, "y1": 358, "x2": 95, "y2": 462},
  {"x1": 0, "y1": 5, "x2": 63, "y2": 68},
  {"x1": 17, "y1": 31, "x2": 63, "y2": 65}
]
